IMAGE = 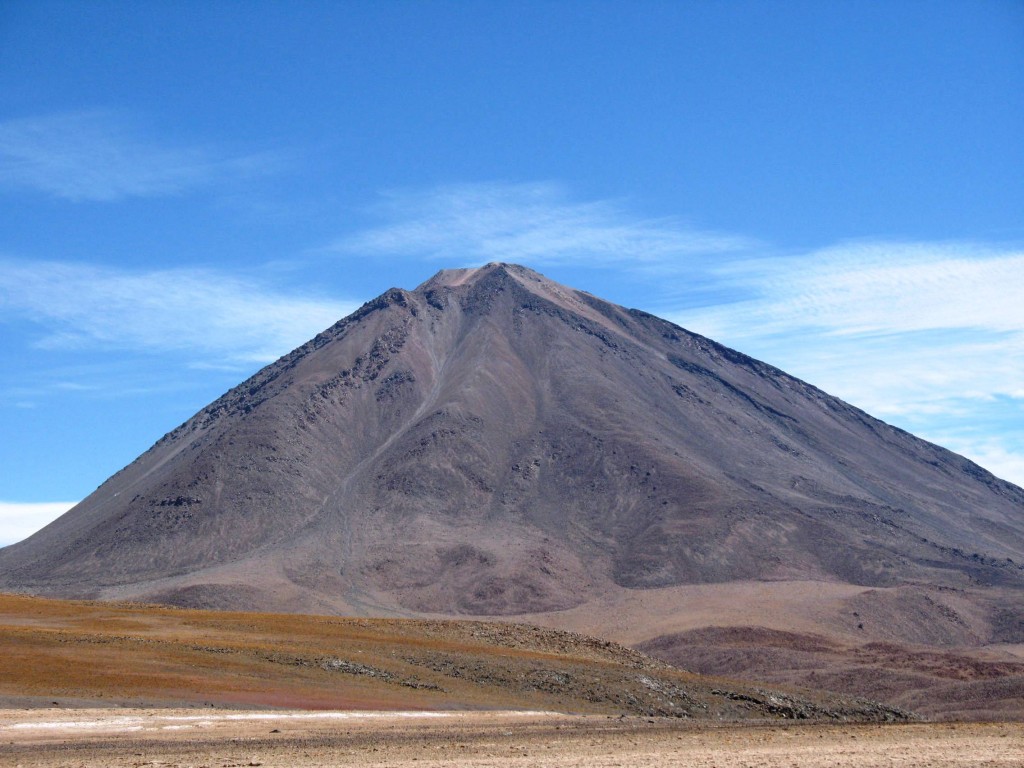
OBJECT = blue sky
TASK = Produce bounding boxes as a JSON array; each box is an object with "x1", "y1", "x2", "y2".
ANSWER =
[{"x1": 1, "y1": 1, "x2": 1022, "y2": 545}]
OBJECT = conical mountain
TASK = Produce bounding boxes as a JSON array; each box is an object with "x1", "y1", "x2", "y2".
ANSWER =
[{"x1": 2, "y1": 263, "x2": 1023, "y2": 624}]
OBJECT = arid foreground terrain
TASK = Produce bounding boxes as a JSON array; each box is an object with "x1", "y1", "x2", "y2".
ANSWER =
[
  {"x1": 2, "y1": 709, "x2": 1022, "y2": 768},
  {"x1": 2, "y1": 594, "x2": 1021, "y2": 766}
]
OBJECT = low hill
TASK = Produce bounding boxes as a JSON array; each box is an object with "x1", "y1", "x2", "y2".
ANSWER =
[{"x1": 0, "y1": 593, "x2": 904, "y2": 721}]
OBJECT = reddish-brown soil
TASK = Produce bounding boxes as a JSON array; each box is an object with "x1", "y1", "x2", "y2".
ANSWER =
[
  {"x1": 513, "y1": 580, "x2": 1024, "y2": 721},
  {"x1": 638, "y1": 625, "x2": 1024, "y2": 722}
]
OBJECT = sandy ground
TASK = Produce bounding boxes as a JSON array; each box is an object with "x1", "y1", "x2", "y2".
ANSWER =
[{"x1": 1, "y1": 709, "x2": 1021, "y2": 768}]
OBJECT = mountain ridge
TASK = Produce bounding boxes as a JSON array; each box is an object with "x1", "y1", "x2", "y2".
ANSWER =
[{"x1": 1, "y1": 262, "x2": 1022, "y2": 627}]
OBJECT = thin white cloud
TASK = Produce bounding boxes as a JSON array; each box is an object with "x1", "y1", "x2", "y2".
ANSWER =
[
  {"x1": 339, "y1": 182, "x2": 756, "y2": 269},
  {"x1": 0, "y1": 111, "x2": 280, "y2": 202},
  {"x1": 0, "y1": 259, "x2": 356, "y2": 365},
  {"x1": 664, "y1": 240, "x2": 1024, "y2": 485},
  {"x1": 685, "y1": 242, "x2": 1024, "y2": 338},
  {"x1": 0, "y1": 501, "x2": 76, "y2": 547},
  {"x1": 935, "y1": 438, "x2": 1024, "y2": 489}
]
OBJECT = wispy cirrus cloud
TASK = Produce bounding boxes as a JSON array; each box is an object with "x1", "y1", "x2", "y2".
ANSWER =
[
  {"x1": 933, "y1": 436, "x2": 1024, "y2": 492},
  {"x1": 0, "y1": 259, "x2": 356, "y2": 365},
  {"x1": 677, "y1": 242, "x2": 1024, "y2": 338},
  {"x1": 664, "y1": 240, "x2": 1024, "y2": 484},
  {"x1": 0, "y1": 501, "x2": 76, "y2": 547},
  {"x1": 338, "y1": 182, "x2": 756, "y2": 270},
  {"x1": 0, "y1": 111, "x2": 280, "y2": 202}
]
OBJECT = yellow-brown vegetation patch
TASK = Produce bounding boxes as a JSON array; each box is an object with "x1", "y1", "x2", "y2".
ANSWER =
[{"x1": 0, "y1": 593, "x2": 906, "y2": 720}]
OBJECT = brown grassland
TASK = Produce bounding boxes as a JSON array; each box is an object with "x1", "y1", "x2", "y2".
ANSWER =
[{"x1": 0, "y1": 593, "x2": 895, "y2": 719}]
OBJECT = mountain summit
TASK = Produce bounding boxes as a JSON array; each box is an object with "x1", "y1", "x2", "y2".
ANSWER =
[{"x1": 2, "y1": 263, "x2": 1022, "y2": 624}]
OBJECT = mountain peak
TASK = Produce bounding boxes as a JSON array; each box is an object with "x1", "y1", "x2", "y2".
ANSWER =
[
  {"x1": 417, "y1": 262, "x2": 539, "y2": 291},
  {"x1": 415, "y1": 262, "x2": 619, "y2": 331}
]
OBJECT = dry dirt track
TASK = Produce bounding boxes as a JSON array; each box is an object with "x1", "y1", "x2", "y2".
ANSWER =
[{"x1": 1, "y1": 710, "x2": 1021, "y2": 768}]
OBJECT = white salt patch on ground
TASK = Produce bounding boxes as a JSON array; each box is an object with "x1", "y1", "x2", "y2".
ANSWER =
[
  {"x1": 5, "y1": 717, "x2": 147, "y2": 731},
  {"x1": 0, "y1": 710, "x2": 555, "y2": 733}
]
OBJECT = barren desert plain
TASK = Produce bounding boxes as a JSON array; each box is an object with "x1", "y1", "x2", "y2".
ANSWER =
[{"x1": 3, "y1": 709, "x2": 1023, "y2": 768}]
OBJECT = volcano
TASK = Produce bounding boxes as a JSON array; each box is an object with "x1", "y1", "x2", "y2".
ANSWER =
[
  {"x1": 2, "y1": 263, "x2": 1023, "y2": 717},
  {"x1": 3, "y1": 262, "x2": 1023, "y2": 610}
]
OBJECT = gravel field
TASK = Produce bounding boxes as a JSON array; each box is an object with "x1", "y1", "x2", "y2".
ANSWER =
[{"x1": 2, "y1": 709, "x2": 1021, "y2": 768}]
